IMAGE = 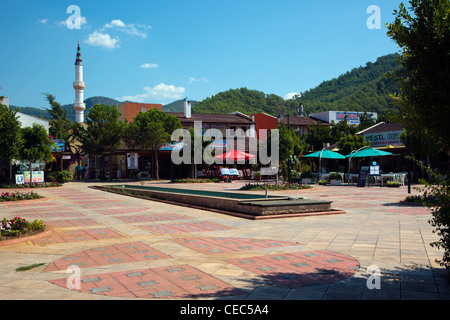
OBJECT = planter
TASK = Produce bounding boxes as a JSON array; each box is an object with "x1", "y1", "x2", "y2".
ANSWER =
[
  {"x1": 387, "y1": 184, "x2": 400, "y2": 188},
  {"x1": 330, "y1": 180, "x2": 341, "y2": 186}
]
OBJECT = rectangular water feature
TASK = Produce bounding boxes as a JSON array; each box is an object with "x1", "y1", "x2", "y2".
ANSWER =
[{"x1": 94, "y1": 185, "x2": 345, "y2": 220}]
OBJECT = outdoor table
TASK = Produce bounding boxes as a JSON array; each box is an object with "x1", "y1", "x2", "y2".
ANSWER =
[{"x1": 380, "y1": 173, "x2": 397, "y2": 187}]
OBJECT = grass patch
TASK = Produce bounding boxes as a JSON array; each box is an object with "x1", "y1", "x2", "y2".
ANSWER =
[{"x1": 15, "y1": 263, "x2": 46, "y2": 272}]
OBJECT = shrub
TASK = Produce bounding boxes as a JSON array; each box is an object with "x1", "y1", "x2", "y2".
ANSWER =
[
  {"x1": 9, "y1": 217, "x2": 28, "y2": 231},
  {"x1": 329, "y1": 173, "x2": 342, "y2": 180},
  {"x1": 301, "y1": 172, "x2": 313, "y2": 179},
  {"x1": 0, "y1": 191, "x2": 43, "y2": 202},
  {"x1": 47, "y1": 170, "x2": 72, "y2": 183},
  {"x1": 27, "y1": 219, "x2": 45, "y2": 232}
]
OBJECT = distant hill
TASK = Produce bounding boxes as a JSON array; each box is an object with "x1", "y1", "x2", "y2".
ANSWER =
[
  {"x1": 163, "y1": 99, "x2": 198, "y2": 112},
  {"x1": 193, "y1": 53, "x2": 403, "y2": 117},
  {"x1": 12, "y1": 96, "x2": 123, "y2": 122},
  {"x1": 300, "y1": 53, "x2": 403, "y2": 115},
  {"x1": 11, "y1": 53, "x2": 403, "y2": 122}
]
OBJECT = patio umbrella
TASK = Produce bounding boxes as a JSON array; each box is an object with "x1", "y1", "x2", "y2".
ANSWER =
[
  {"x1": 303, "y1": 149, "x2": 345, "y2": 179},
  {"x1": 346, "y1": 147, "x2": 393, "y2": 158},
  {"x1": 214, "y1": 150, "x2": 256, "y2": 162},
  {"x1": 303, "y1": 149, "x2": 346, "y2": 160}
]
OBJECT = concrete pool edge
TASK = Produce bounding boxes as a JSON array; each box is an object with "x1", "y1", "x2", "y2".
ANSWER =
[{"x1": 90, "y1": 185, "x2": 346, "y2": 220}]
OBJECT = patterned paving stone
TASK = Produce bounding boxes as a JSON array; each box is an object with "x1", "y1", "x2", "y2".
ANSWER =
[
  {"x1": 32, "y1": 228, "x2": 125, "y2": 245},
  {"x1": 140, "y1": 221, "x2": 232, "y2": 235},
  {"x1": 48, "y1": 264, "x2": 246, "y2": 299},
  {"x1": 45, "y1": 241, "x2": 171, "y2": 271},
  {"x1": 94, "y1": 207, "x2": 151, "y2": 216},
  {"x1": 115, "y1": 213, "x2": 190, "y2": 223},
  {"x1": 172, "y1": 237, "x2": 299, "y2": 254},
  {"x1": 4, "y1": 202, "x2": 61, "y2": 208},
  {"x1": 226, "y1": 250, "x2": 360, "y2": 288},
  {"x1": 20, "y1": 211, "x2": 85, "y2": 218},
  {"x1": 46, "y1": 218, "x2": 100, "y2": 228}
]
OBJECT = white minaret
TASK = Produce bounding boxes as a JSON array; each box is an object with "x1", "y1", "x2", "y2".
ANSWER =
[{"x1": 73, "y1": 39, "x2": 86, "y2": 123}]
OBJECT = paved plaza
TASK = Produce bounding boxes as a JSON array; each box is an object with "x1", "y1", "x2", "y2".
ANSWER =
[{"x1": 0, "y1": 180, "x2": 449, "y2": 300}]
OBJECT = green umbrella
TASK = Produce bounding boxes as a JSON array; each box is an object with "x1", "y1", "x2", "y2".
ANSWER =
[
  {"x1": 303, "y1": 149, "x2": 345, "y2": 179},
  {"x1": 303, "y1": 149, "x2": 346, "y2": 159},
  {"x1": 346, "y1": 148, "x2": 393, "y2": 158}
]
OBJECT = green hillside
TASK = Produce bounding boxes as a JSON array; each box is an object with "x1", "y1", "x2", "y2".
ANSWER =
[
  {"x1": 12, "y1": 96, "x2": 122, "y2": 122},
  {"x1": 193, "y1": 53, "x2": 402, "y2": 117},
  {"x1": 163, "y1": 99, "x2": 198, "y2": 112},
  {"x1": 300, "y1": 53, "x2": 402, "y2": 115}
]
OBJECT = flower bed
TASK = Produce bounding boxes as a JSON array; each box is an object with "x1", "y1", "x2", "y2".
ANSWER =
[
  {"x1": 171, "y1": 178, "x2": 220, "y2": 183},
  {"x1": 240, "y1": 182, "x2": 312, "y2": 191},
  {"x1": 1, "y1": 217, "x2": 46, "y2": 242},
  {"x1": 0, "y1": 191, "x2": 43, "y2": 202},
  {"x1": 0, "y1": 182, "x2": 62, "y2": 189}
]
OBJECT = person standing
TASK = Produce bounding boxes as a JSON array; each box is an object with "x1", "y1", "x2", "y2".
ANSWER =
[{"x1": 75, "y1": 163, "x2": 83, "y2": 181}]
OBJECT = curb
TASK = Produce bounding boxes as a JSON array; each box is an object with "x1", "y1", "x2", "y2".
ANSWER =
[{"x1": 0, "y1": 227, "x2": 54, "y2": 246}]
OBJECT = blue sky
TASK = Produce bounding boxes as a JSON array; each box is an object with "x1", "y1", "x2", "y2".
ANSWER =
[{"x1": 0, "y1": 0, "x2": 404, "y2": 108}]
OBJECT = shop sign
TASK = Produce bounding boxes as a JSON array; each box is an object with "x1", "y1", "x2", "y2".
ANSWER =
[{"x1": 364, "y1": 130, "x2": 404, "y2": 148}]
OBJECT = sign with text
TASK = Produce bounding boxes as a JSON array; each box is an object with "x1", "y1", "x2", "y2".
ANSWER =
[
  {"x1": 32, "y1": 171, "x2": 45, "y2": 183},
  {"x1": 364, "y1": 131, "x2": 404, "y2": 148},
  {"x1": 127, "y1": 153, "x2": 139, "y2": 170}
]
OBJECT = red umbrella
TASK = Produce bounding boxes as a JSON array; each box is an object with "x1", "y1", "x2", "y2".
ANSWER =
[{"x1": 214, "y1": 150, "x2": 256, "y2": 161}]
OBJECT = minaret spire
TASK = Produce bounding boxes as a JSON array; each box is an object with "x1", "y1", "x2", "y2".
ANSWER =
[{"x1": 73, "y1": 40, "x2": 86, "y2": 123}]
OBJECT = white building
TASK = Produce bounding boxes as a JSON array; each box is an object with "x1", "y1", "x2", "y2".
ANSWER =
[
  {"x1": 310, "y1": 111, "x2": 377, "y2": 126},
  {"x1": 17, "y1": 112, "x2": 49, "y2": 133}
]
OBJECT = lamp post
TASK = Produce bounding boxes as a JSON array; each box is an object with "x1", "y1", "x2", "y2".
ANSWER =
[{"x1": 348, "y1": 146, "x2": 371, "y2": 183}]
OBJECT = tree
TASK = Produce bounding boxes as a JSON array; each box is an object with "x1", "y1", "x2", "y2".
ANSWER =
[
  {"x1": 387, "y1": 0, "x2": 450, "y2": 146},
  {"x1": 387, "y1": 0, "x2": 450, "y2": 277},
  {"x1": 306, "y1": 122, "x2": 332, "y2": 151},
  {"x1": 337, "y1": 134, "x2": 370, "y2": 157},
  {"x1": 72, "y1": 104, "x2": 125, "y2": 179},
  {"x1": 330, "y1": 117, "x2": 358, "y2": 144},
  {"x1": 44, "y1": 93, "x2": 72, "y2": 140},
  {"x1": 0, "y1": 104, "x2": 23, "y2": 182},
  {"x1": 124, "y1": 109, "x2": 181, "y2": 180},
  {"x1": 400, "y1": 129, "x2": 444, "y2": 180},
  {"x1": 19, "y1": 123, "x2": 55, "y2": 165}
]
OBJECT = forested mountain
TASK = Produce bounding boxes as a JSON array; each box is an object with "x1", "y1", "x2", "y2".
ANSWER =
[
  {"x1": 11, "y1": 96, "x2": 122, "y2": 122},
  {"x1": 11, "y1": 53, "x2": 402, "y2": 122},
  {"x1": 300, "y1": 53, "x2": 402, "y2": 115},
  {"x1": 162, "y1": 99, "x2": 198, "y2": 112},
  {"x1": 193, "y1": 53, "x2": 402, "y2": 117}
]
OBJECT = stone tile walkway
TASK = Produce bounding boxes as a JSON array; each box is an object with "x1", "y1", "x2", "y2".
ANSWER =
[{"x1": 0, "y1": 180, "x2": 449, "y2": 301}]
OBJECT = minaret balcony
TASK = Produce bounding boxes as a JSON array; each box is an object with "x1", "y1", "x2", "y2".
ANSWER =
[
  {"x1": 74, "y1": 102, "x2": 86, "y2": 111},
  {"x1": 73, "y1": 81, "x2": 85, "y2": 90}
]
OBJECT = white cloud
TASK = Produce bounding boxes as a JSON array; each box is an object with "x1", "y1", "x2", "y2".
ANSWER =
[
  {"x1": 117, "y1": 83, "x2": 186, "y2": 103},
  {"x1": 102, "y1": 19, "x2": 151, "y2": 39},
  {"x1": 284, "y1": 92, "x2": 302, "y2": 100},
  {"x1": 85, "y1": 31, "x2": 120, "y2": 49},
  {"x1": 105, "y1": 19, "x2": 126, "y2": 28},
  {"x1": 188, "y1": 77, "x2": 209, "y2": 84},
  {"x1": 140, "y1": 63, "x2": 159, "y2": 69},
  {"x1": 56, "y1": 16, "x2": 88, "y2": 29},
  {"x1": 39, "y1": 19, "x2": 48, "y2": 24}
]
